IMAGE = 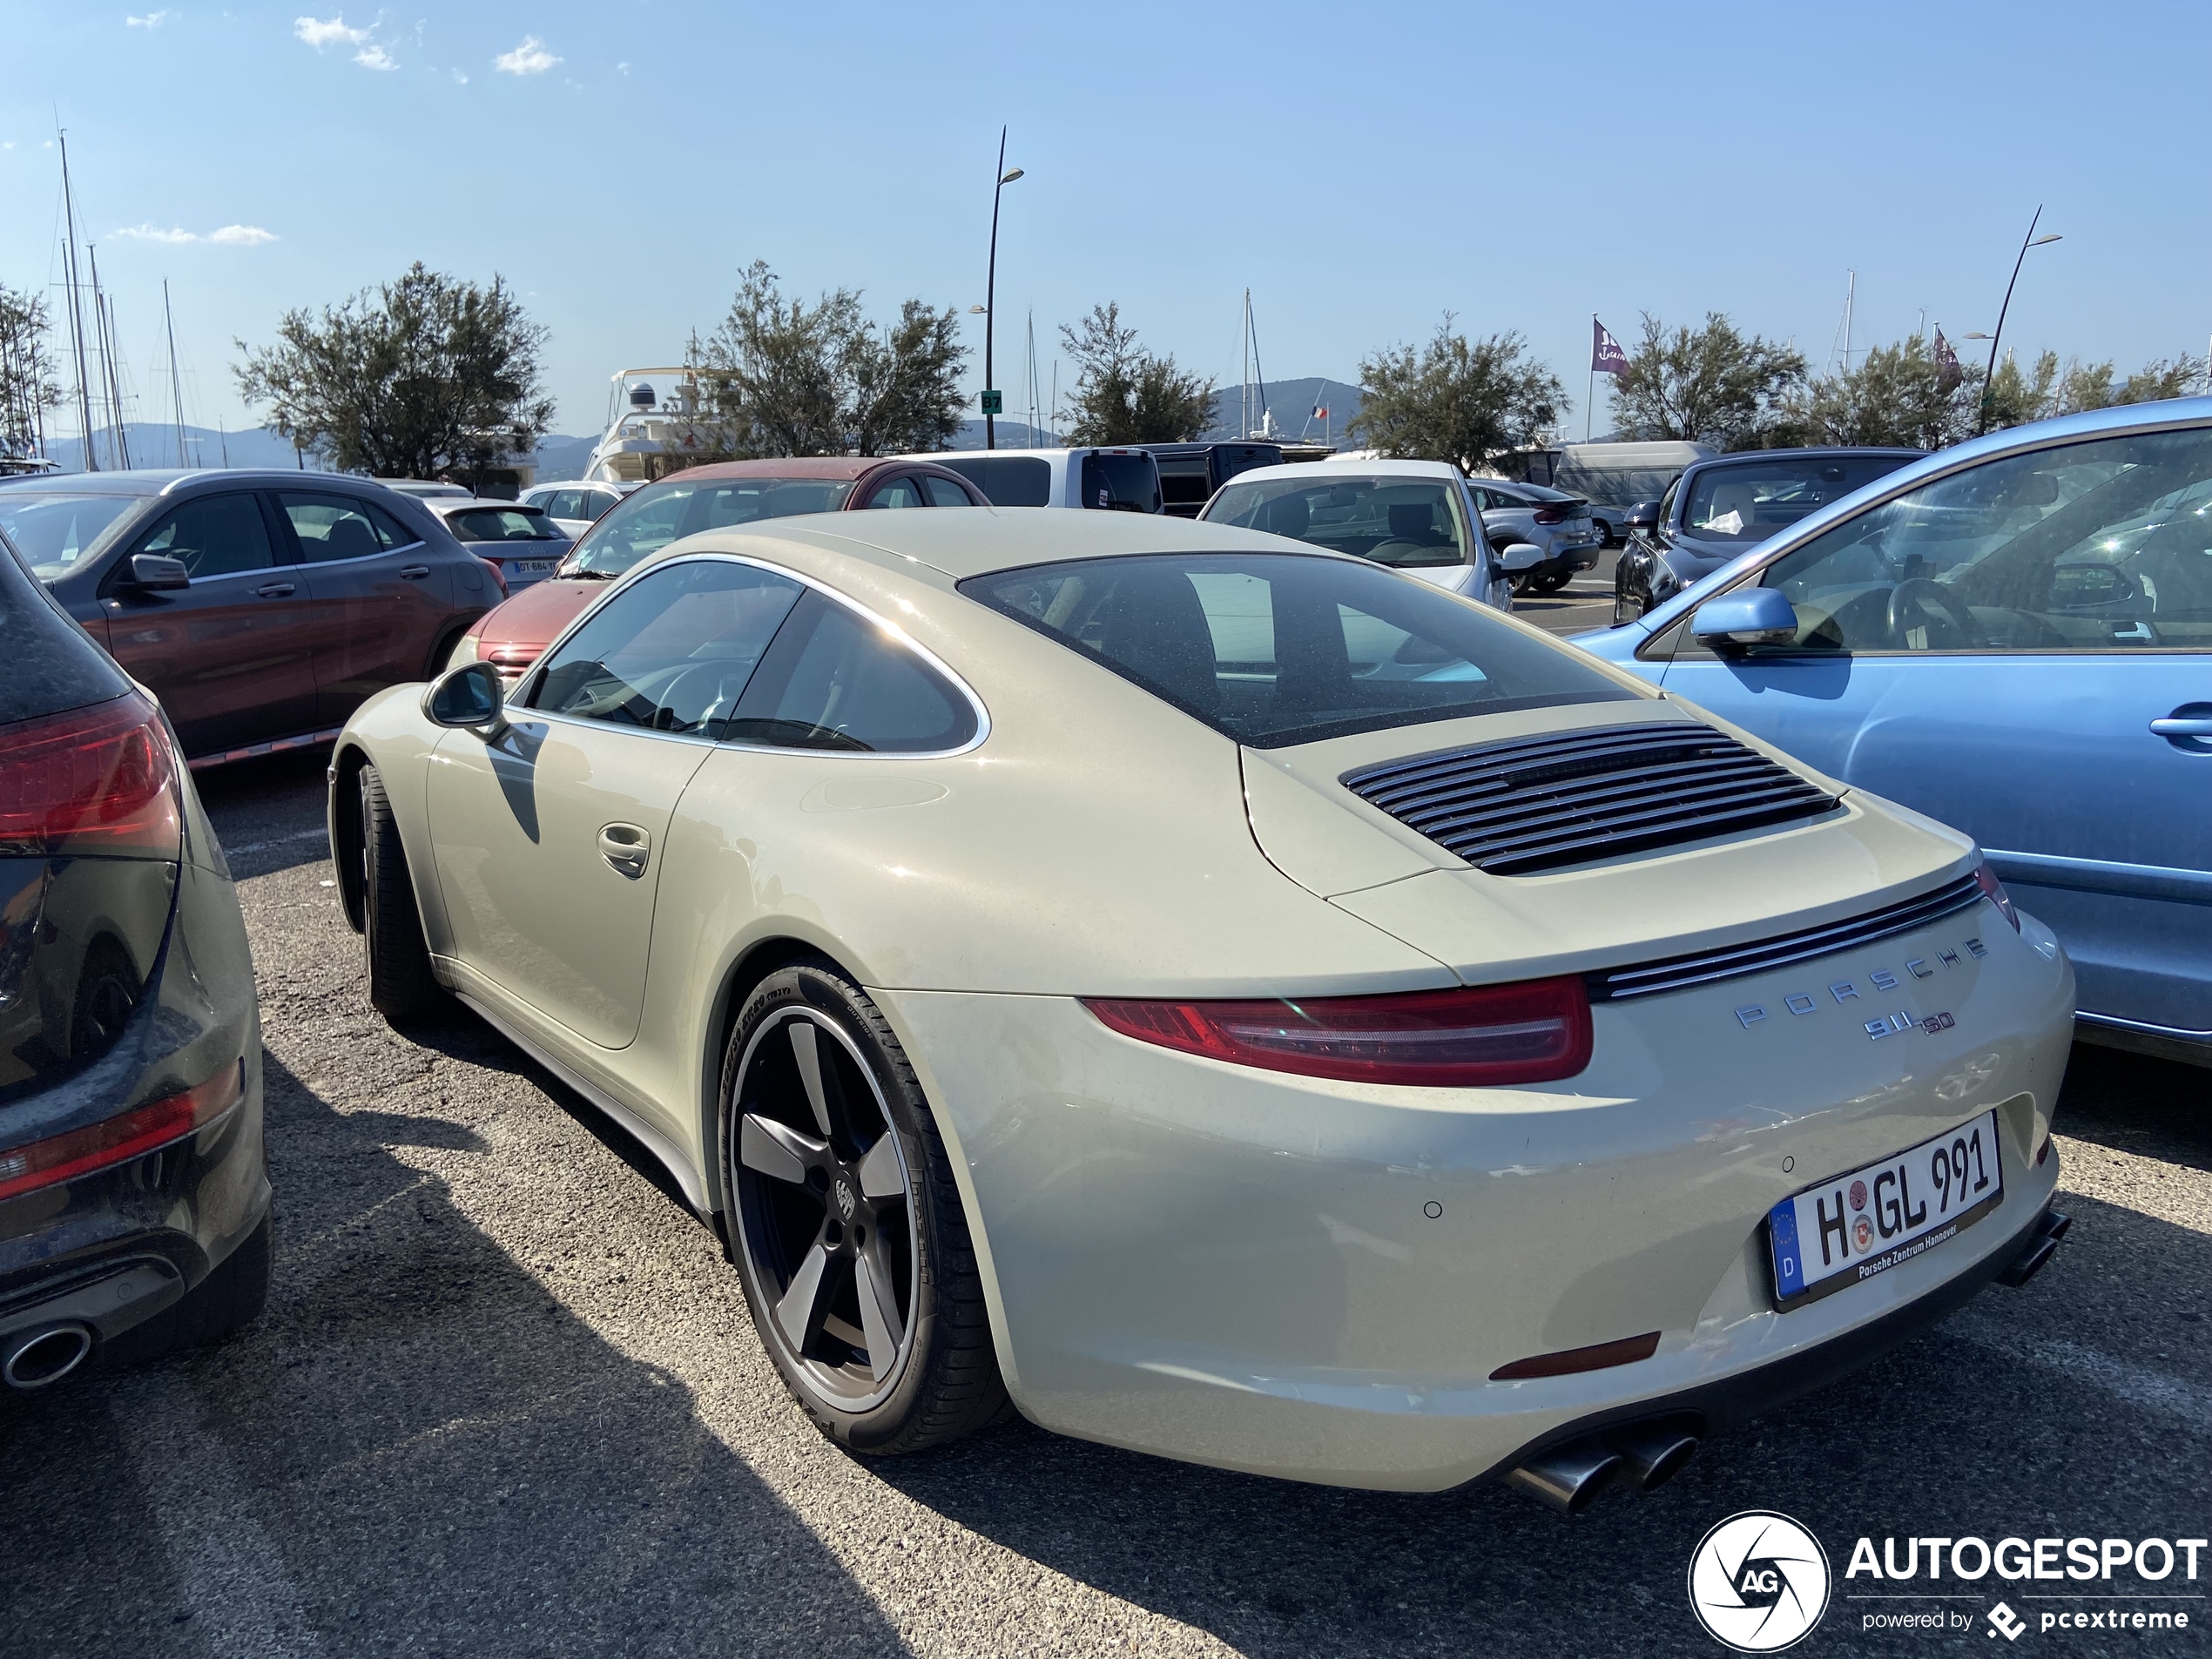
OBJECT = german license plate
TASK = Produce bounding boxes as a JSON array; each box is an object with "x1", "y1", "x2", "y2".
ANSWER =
[
  {"x1": 513, "y1": 559, "x2": 555, "y2": 575},
  {"x1": 1767, "y1": 1109, "x2": 2003, "y2": 1309}
]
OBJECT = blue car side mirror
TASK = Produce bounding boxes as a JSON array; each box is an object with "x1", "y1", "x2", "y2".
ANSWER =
[{"x1": 1692, "y1": 588, "x2": 1799, "y2": 649}]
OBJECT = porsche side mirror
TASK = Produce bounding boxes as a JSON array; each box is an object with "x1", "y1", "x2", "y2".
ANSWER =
[
  {"x1": 1692, "y1": 588, "x2": 1799, "y2": 649},
  {"x1": 1497, "y1": 542, "x2": 1545, "y2": 572},
  {"x1": 127, "y1": 553, "x2": 191, "y2": 590},
  {"x1": 1624, "y1": 502, "x2": 1660, "y2": 533},
  {"x1": 422, "y1": 660, "x2": 508, "y2": 732}
]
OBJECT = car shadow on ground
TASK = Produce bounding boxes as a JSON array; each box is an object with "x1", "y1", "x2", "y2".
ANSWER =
[
  {"x1": 0, "y1": 1045, "x2": 905, "y2": 1659},
  {"x1": 863, "y1": 1047, "x2": 2212, "y2": 1658},
  {"x1": 2051, "y1": 1042, "x2": 2211, "y2": 1170}
]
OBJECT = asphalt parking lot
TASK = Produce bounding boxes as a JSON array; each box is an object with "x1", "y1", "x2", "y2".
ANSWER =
[{"x1": 3, "y1": 741, "x2": 2208, "y2": 1659}]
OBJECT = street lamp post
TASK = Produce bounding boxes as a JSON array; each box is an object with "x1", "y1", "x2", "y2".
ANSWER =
[
  {"x1": 1975, "y1": 206, "x2": 2063, "y2": 435},
  {"x1": 981, "y1": 129, "x2": 1024, "y2": 450}
]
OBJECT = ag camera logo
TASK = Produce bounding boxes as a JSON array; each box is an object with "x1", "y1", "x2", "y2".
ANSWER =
[{"x1": 1689, "y1": 1511, "x2": 1831, "y2": 1652}]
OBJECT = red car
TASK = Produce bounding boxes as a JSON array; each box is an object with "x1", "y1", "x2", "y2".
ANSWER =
[{"x1": 448, "y1": 457, "x2": 989, "y2": 683}]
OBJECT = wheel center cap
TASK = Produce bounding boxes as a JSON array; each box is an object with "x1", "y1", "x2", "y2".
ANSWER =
[{"x1": 831, "y1": 1175, "x2": 858, "y2": 1222}]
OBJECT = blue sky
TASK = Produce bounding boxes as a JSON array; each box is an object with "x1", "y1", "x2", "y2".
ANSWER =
[{"x1": 3, "y1": 0, "x2": 2207, "y2": 447}]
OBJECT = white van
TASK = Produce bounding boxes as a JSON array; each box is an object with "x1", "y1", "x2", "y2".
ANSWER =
[{"x1": 902, "y1": 447, "x2": 1163, "y2": 513}]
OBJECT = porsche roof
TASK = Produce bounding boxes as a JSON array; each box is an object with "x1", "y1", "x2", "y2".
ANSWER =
[{"x1": 732, "y1": 503, "x2": 1317, "y2": 582}]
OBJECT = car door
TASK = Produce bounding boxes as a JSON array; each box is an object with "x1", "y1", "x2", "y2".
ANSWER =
[
  {"x1": 98, "y1": 490, "x2": 320, "y2": 758},
  {"x1": 425, "y1": 556, "x2": 807, "y2": 1048},
  {"x1": 1658, "y1": 422, "x2": 2212, "y2": 1036},
  {"x1": 280, "y1": 490, "x2": 453, "y2": 728}
]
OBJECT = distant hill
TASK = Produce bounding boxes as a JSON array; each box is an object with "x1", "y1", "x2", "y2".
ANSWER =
[{"x1": 31, "y1": 424, "x2": 605, "y2": 482}]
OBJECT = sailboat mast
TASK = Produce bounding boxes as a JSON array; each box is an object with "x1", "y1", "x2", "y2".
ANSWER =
[
  {"x1": 88, "y1": 246, "x2": 129, "y2": 469},
  {"x1": 1843, "y1": 270, "x2": 1855, "y2": 373},
  {"x1": 1240, "y1": 289, "x2": 1250, "y2": 441},
  {"x1": 57, "y1": 131, "x2": 98, "y2": 471},
  {"x1": 164, "y1": 280, "x2": 188, "y2": 467}
]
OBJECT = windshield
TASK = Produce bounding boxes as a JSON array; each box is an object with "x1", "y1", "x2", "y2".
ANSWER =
[
  {"x1": 1683, "y1": 455, "x2": 1915, "y2": 544},
  {"x1": 0, "y1": 492, "x2": 149, "y2": 580},
  {"x1": 561, "y1": 475, "x2": 859, "y2": 577},
  {"x1": 961, "y1": 552, "x2": 1631, "y2": 748},
  {"x1": 1205, "y1": 476, "x2": 1471, "y2": 569}
]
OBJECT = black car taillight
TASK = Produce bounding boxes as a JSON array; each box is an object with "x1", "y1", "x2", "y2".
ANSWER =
[
  {"x1": 0, "y1": 691, "x2": 181, "y2": 859},
  {"x1": 1531, "y1": 504, "x2": 1569, "y2": 525},
  {"x1": 0, "y1": 1059, "x2": 243, "y2": 1201}
]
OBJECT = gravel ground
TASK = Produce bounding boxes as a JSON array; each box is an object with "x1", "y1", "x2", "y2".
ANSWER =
[{"x1": 2, "y1": 750, "x2": 2206, "y2": 1659}]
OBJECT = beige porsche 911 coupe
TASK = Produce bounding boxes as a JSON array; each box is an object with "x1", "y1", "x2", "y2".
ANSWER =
[{"x1": 327, "y1": 509, "x2": 2075, "y2": 1510}]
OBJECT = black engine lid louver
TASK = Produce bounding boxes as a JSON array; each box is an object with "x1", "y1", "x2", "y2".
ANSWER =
[{"x1": 1341, "y1": 721, "x2": 1840, "y2": 876}]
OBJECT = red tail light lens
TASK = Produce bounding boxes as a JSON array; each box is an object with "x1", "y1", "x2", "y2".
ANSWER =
[
  {"x1": 1974, "y1": 860, "x2": 2020, "y2": 931},
  {"x1": 0, "y1": 691, "x2": 181, "y2": 858},
  {"x1": 0, "y1": 1059, "x2": 243, "y2": 1202},
  {"x1": 1531, "y1": 504, "x2": 1568, "y2": 525},
  {"x1": 1082, "y1": 977, "x2": 1593, "y2": 1088}
]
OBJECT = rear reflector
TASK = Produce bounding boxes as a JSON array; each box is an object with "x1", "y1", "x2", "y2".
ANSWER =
[
  {"x1": 1490, "y1": 1330, "x2": 1661, "y2": 1381},
  {"x1": 1082, "y1": 977, "x2": 1592, "y2": 1088},
  {"x1": 0, "y1": 691, "x2": 182, "y2": 858},
  {"x1": 0, "y1": 1060, "x2": 244, "y2": 1203}
]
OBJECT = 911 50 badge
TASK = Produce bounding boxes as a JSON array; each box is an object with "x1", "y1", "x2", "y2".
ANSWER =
[{"x1": 1733, "y1": 937, "x2": 1985, "y2": 1038}]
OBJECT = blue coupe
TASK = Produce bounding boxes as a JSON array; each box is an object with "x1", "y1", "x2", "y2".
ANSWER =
[{"x1": 1575, "y1": 400, "x2": 2212, "y2": 1066}]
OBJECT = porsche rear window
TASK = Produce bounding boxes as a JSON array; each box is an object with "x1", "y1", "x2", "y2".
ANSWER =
[{"x1": 961, "y1": 552, "x2": 1634, "y2": 748}]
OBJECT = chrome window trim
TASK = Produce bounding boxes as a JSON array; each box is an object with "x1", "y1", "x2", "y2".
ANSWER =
[
  {"x1": 287, "y1": 537, "x2": 429, "y2": 570},
  {"x1": 514, "y1": 550, "x2": 991, "y2": 760}
]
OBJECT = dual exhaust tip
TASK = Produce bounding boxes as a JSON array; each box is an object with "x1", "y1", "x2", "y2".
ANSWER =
[
  {"x1": 1, "y1": 1322, "x2": 95, "y2": 1392},
  {"x1": 1504, "y1": 1419, "x2": 1699, "y2": 1514},
  {"x1": 1506, "y1": 1208, "x2": 2075, "y2": 1514}
]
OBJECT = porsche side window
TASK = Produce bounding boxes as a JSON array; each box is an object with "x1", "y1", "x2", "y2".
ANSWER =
[
  {"x1": 721, "y1": 592, "x2": 978, "y2": 753},
  {"x1": 1756, "y1": 427, "x2": 2212, "y2": 653},
  {"x1": 532, "y1": 562, "x2": 806, "y2": 736}
]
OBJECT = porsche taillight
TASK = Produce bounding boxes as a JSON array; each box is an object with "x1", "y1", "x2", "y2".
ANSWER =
[
  {"x1": 0, "y1": 691, "x2": 182, "y2": 859},
  {"x1": 1082, "y1": 978, "x2": 1593, "y2": 1088},
  {"x1": 1974, "y1": 860, "x2": 2020, "y2": 931}
]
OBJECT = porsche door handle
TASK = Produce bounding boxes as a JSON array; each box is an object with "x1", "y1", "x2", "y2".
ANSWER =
[{"x1": 598, "y1": 823, "x2": 651, "y2": 879}]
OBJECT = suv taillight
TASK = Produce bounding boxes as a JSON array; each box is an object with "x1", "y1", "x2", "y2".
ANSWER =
[
  {"x1": 1531, "y1": 504, "x2": 1570, "y2": 524},
  {"x1": 0, "y1": 691, "x2": 182, "y2": 859},
  {"x1": 0, "y1": 1060, "x2": 243, "y2": 1201},
  {"x1": 1083, "y1": 978, "x2": 1592, "y2": 1088}
]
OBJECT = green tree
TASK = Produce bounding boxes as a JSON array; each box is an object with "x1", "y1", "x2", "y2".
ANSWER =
[
  {"x1": 691, "y1": 261, "x2": 968, "y2": 457},
  {"x1": 1797, "y1": 334, "x2": 1977, "y2": 449},
  {"x1": 1609, "y1": 312, "x2": 1808, "y2": 450},
  {"x1": 1058, "y1": 303, "x2": 1212, "y2": 444},
  {"x1": 1349, "y1": 318, "x2": 1564, "y2": 472},
  {"x1": 0, "y1": 283, "x2": 61, "y2": 461},
  {"x1": 234, "y1": 261, "x2": 553, "y2": 482}
]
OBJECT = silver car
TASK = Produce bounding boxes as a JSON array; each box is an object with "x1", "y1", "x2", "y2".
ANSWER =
[
  {"x1": 423, "y1": 498, "x2": 574, "y2": 592},
  {"x1": 1469, "y1": 480, "x2": 1603, "y2": 595},
  {"x1": 522, "y1": 479, "x2": 641, "y2": 542}
]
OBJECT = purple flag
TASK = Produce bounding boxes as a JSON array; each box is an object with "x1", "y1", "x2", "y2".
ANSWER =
[
  {"x1": 1933, "y1": 327, "x2": 1962, "y2": 392},
  {"x1": 1592, "y1": 318, "x2": 1629, "y2": 375}
]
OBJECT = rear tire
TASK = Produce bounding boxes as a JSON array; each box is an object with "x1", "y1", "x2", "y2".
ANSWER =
[
  {"x1": 721, "y1": 961, "x2": 1008, "y2": 1456},
  {"x1": 104, "y1": 1215, "x2": 273, "y2": 1366},
  {"x1": 359, "y1": 762, "x2": 442, "y2": 1020},
  {"x1": 1529, "y1": 570, "x2": 1572, "y2": 594}
]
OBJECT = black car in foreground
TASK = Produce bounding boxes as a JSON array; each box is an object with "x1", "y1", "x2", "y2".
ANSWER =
[
  {"x1": 1612, "y1": 447, "x2": 1923, "y2": 624},
  {"x1": 0, "y1": 531, "x2": 267, "y2": 1392}
]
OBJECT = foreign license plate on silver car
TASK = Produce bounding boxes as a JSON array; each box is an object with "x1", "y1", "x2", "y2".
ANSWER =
[
  {"x1": 1767, "y1": 1109, "x2": 2002, "y2": 1309},
  {"x1": 513, "y1": 559, "x2": 555, "y2": 575}
]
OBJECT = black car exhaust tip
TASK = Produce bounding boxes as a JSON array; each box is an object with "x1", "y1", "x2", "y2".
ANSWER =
[
  {"x1": 1502, "y1": 1439, "x2": 1624, "y2": 1514},
  {"x1": 1608, "y1": 1421, "x2": 1700, "y2": 1492},
  {"x1": 2, "y1": 1323, "x2": 95, "y2": 1391},
  {"x1": 1997, "y1": 1209, "x2": 2072, "y2": 1289}
]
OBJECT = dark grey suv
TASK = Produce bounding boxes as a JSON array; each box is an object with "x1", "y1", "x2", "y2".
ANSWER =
[{"x1": 0, "y1": 530, "x2": 267, "y2": 1391}]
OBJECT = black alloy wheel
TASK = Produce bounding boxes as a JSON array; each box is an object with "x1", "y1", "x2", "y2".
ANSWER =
[{"x1": 722, "y1": 962, "x2": 1008, "y2": 1453}]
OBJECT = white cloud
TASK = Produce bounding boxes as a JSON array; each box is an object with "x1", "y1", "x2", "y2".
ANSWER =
[
  {"x1": 616, "y1": 61, "x2": 630, "y2": 76},
  {"x1": 126, "y1": 10, "x2": 172, "y2": 26},
  {"x1": 111, "y1": 222, "x2": 279, "y2": 246},
  {"x1": 209, "y1": 224, "x2": 278, "y2": 246},
  {"x1": 449, "y1": 68, "x2": 468, "y2": 84},
  {"x1": 493, "y1": 34, "x2": 557, "y2": 74},
  {"x1": 117, "y1": 223, "x2": 200, "y2": 242},
  {"x1": 293, "y1": 14, "x2": 367, "y2": 47},
  {"x1": 353, "y1": 41, "x2": 395, "y2": 69}
]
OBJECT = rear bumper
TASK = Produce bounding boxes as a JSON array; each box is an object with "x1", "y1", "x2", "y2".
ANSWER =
[{"x1": 873, "y1": 907, "x2": 2074, "y2": 1491}]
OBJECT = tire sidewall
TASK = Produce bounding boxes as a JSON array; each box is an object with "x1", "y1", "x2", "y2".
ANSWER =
[{"x1": 718, "y1": 962, "x2": 943, "y2": 1451}]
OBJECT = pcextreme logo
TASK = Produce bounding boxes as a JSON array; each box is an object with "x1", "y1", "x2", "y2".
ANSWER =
[{"x1": 1689, "y1": 1511, "x2": 1832, "y2": 1652}]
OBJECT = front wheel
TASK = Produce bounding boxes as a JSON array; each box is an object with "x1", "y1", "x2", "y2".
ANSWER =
[
  {"x1": 721, "y1": 962, "x2": 1008, "y2": 1454},
  {"x1": 359, "y1": 763, "x2": 442, "y2": 1020}
]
